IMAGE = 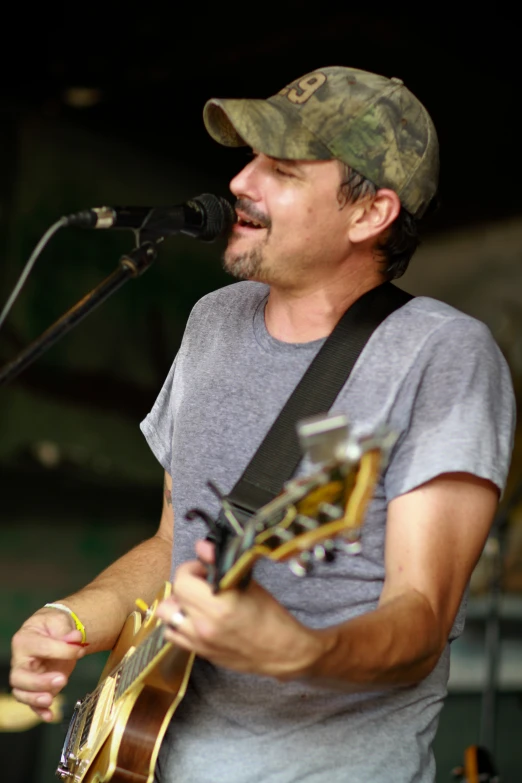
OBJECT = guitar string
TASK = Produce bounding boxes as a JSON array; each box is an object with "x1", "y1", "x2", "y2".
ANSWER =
[{"x1": 75, "y1": 624, "x2": 168, "y2": 752}]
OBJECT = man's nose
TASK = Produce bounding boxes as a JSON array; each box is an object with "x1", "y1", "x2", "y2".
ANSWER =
[{"x1": 229, "y1": 158, "x2": 260, "y2": 200}]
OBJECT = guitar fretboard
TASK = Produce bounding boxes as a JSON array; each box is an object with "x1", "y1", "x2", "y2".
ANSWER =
[
  {"x1": 115, "y1": 624, "x2": 166, "y2": 699},
  {"x1": 72, "y1": 624, "x2": 167, "y2": 754}
]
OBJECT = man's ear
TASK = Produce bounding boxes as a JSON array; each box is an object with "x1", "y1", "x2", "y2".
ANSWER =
[{"x1": 347, "y1": 189, "x2": 401, "y2": 243}]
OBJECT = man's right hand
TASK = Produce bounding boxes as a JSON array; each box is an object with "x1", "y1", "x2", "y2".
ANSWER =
[{"x1": 10, "y1": 608, "x2": 87, "y2": 722}]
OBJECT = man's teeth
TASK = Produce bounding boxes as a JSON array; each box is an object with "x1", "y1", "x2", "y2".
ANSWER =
[{"x1": 238, "y1": 217, "x2": 263, "y2": 228}]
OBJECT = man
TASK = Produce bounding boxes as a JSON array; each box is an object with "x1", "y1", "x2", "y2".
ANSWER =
[{"x1": 10, "y1": 67, "x2": 515, "y2": 782}]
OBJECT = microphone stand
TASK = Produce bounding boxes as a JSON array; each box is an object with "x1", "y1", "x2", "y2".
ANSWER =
[
  {"x1": 452, "y1": 479, "x2": 522, "y2": 781},
  {"x1": 0, "y1": 241, "x2": 159, "y2": 386},
  {"x1": 478, "y1": 478, "x2": 522, "y2": 763}
]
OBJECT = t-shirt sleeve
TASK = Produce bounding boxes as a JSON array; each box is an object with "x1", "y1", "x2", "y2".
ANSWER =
[
  {"x1": 384, "y1": 317, "x2": 516, "y2": 501},
  {"x1": 138, "y1": 291, "x2": 220, "y2": 476},
  {"x1": 140, "y1": 356, "x2": 177, "y2": 475}
]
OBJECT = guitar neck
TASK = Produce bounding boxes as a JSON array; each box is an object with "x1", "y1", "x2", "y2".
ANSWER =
[
  {"x1": 71, "y1": 623, "x2": 168, "y2": 753},
  {"x1": 114, "y1": 623, "x2": 167, "y2": 699}
]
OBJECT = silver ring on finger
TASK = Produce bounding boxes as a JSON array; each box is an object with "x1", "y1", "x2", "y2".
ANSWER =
[{"x1": 169, "y1": 609, "x2": 187, "y2": 632}]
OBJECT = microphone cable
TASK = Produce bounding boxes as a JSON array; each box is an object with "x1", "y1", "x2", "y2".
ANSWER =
[{"x1": 0, "y1": 217, "x2": 68, "y2": 333}]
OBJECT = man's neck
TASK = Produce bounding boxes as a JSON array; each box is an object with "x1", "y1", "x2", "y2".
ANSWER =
[{"x1": 264, "y1": 269, "x2": 384, "y2": 343}]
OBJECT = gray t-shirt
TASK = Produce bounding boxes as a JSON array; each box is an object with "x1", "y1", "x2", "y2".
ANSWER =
[{"x1": 140, "y1": 281, "x2": 515, "y2": 783}]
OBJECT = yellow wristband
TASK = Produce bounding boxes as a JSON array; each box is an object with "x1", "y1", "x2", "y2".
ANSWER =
[{"x1": 44, "y1": 603, "x2": 86, "y2": 644}]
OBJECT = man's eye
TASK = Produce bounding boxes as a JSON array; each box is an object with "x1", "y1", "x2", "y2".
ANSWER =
[{"x1": 275, "y1": 167, "x2": 293, "y2": 178}]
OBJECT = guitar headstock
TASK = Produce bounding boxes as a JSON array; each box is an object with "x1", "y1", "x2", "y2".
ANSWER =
[{"x1": 188, "y1": 414, "x2": 396, "y2": 592}]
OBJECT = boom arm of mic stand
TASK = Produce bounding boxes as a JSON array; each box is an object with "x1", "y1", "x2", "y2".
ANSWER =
[{"x1": 0, "y1": 242, "x2": 159, "y2": 387}]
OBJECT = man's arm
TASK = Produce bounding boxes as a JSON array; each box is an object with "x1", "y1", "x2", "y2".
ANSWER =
[
  {"x1": 305, "y1": 472, "x2": 498, "y2": 685},
  {"x1": 156, "y1": 471, "x2": 498, "y2": 686},
  {"x1": 43, "y1": 471, "x2": 175, "y2": 653},
  {"x1": 10, "y1": 471, "x2": 174, "y2": 720}
]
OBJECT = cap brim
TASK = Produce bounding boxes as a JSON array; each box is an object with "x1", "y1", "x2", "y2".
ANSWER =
[{"x1": 203, "y1": 97, "x2": 332, "y2": 161}]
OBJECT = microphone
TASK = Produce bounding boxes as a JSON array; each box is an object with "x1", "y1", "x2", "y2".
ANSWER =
[{"x1": 64, "y1": 193, "x2": 235, "y2": 242}]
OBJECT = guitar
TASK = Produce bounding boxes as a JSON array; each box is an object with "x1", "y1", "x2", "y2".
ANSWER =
[{"x1": 56, "y1": 415, "x2": 395, "y2": 783}]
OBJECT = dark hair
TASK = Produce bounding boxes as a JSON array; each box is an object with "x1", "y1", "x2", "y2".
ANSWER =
[{"x1": 338, "y1": 164, "x2": 420, "y2": 280}]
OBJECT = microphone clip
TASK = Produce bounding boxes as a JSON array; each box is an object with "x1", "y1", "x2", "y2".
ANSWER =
[{"x1": 118, "y1": 241, "x2": 161, "y2": 277}]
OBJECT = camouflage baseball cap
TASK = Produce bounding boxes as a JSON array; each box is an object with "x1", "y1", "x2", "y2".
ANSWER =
[{"x1": 203, "y1": 66, "x2": 439, "y2": 219}]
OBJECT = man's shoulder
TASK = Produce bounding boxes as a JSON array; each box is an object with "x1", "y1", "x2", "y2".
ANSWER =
[
  {"x1": 360, "y1": 292, "x2": 505, "y2": 385},
  {"x1": 388, "y1": 293, "x2": 495, "y2": 347},
  {"x1": 396, "y1": 294, "x2": 481, "y2": 326}
]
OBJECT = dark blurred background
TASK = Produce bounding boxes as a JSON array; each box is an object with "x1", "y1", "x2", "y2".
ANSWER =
[{"x1": 1, "y1": 4, "x2": 522, "y2": 781}]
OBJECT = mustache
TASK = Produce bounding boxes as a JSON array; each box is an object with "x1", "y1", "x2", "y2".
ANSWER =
[{"x1": 235, "y1": 199, "x2": 272, "y2": 230}]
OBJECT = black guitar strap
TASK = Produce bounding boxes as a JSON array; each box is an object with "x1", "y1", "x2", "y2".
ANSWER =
[{"x1": 220, "y1": 281, "x2": 413, "y2": 522}]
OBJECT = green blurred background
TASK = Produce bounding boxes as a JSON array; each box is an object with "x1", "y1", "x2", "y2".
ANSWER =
[{"x1": 1, "y1": 6, "x2": 521, "y2": 782}]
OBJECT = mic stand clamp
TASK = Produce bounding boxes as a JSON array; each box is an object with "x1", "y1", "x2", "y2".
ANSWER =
[{"x1": 119, "y1": 240, "x2": 161, "y2": 277}]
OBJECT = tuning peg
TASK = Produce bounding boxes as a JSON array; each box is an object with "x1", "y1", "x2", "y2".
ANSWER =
[
  {"x1": 289, "y1": 551, "x2": 314, "y2": 577},
  {"x1": 337, "y1": 536, "x2": 362, "y2": 556},
  {"x1": 317, "y1": 502, "x2": 343, "y2": 521},
  {"x1": 313, "y1": 540, "x2": 336, "y2": 562},
  {"x1": 204, "y1": 481, "x2": 246, "y2": 536},
  {"x1": 272, "y1": 527, "x2": 294, "y2": 542},
  {"x1": 293, "y1": 514, "x2": 318, "y2": 532}
]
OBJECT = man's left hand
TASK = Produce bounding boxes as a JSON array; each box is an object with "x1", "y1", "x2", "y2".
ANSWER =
[{"x1": 155, "y1": 540, "x2": 327, "y2": 680}]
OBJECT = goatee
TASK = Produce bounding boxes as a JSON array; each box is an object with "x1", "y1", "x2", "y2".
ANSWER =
[{"x1": 223, "y1": 244, "x2": 265, "y2": 280}]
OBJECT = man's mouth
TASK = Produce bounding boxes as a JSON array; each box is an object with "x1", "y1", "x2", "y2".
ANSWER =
[
  {"x1": 236, "y1": 216, "x2": 265, "y2": 229},
  {"x1": 234, "y1": 201, "x2": 270, "y2": 232}
]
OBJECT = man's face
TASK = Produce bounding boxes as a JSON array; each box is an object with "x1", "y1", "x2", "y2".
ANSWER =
[{"x1": 224, "y1": 152, "x2": 353, "y2": 288}]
